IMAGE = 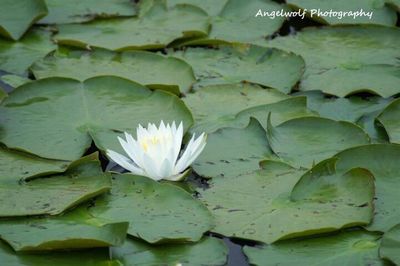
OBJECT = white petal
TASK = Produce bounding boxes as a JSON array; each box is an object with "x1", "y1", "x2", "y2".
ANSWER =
[
  {"x1": 141, "y1": 153, "x2": 163, "y2": 181},
  {"x1": 178, "y1": 136, "x2": 207, "y2": 172},
  {"x1": 174, "y1": 134, "x2": 196, "y2": 173},
  {"x1": 171, "y1": 122, "x2": 183, "y2": 165},
  {"x1": 158, "y1": 158, "x2": 173, "y2": 178},
  {"x1": 175, "y1": 133, "x2": 206, "y2": 173},
  {"x1": 106, "y1": 149, "x2": 144, "y2": 175},
  {"x1": 137, "y1": 124, "x2": 148, "y2": 141},
  {"x1": 164, "y1": 168, "x2": 191, "y2": 181},
  {"x1": 118, "y1": 136, "x2": 136, "y2": 161}
]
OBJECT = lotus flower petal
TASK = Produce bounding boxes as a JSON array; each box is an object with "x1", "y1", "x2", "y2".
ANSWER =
[{"x1": 107, "y1": 121, "x2": 207, "y2": 181}]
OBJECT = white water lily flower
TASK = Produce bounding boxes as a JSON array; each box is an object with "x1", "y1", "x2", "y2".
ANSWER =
[{"x1": 106, "y1": 121, "x2": 207, "y2": 181}]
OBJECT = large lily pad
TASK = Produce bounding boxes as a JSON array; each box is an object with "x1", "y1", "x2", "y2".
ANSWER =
[
  {"x1": 39, "y1": 0, "x2": 136, "y2": 24},
  {"x1": 88, "y1": 174, "x2": 214, "y2": 243},
  {"x1": 183, "y1": 0, "x2": 287, "y2": 45},
  {"x1": 193, "y1": 119, "x2": 274, "y2": 178},
  {"x1": 0, "y1": 206, "x2": 128, "y2": 252},
  {"x1": 287, "y1": 0, "x2": 397, "y2": 26},
  {"x1": 0, "y1": 76, "x2": 193, "y2": 161},
  {"x1": 0, "y1": 0, "x2": 47, "y2": 40},
  {"x1": 171, "y1": 45, "x2": 305, "y2": 93},
  {"x1": 55, "y1": 1, "x2": 209, "y2": 51},
  {"x1": 267, "y1": 26, "x2": 400, "y2": 97},
  {"x1": 335, "y1": 144, "x2": 400, "y2": 232},
  {"x1": 300, "y1": 65, "x2": 400, "y2": 97},
  {"x1": 112, "y1": 236, "x2": 228, "y2": 265},
  {"x1": 0, "y1": 241, "x2": 119, "y2": 266},
  {"x1": 244, "y1": 230, "x2": 384, "y2": 266},
  {"x1": 0, "y1": 29, "x2": 56, "y2": 75},
  {"x1": 295, "y1": 90, "x2": 392, "y2": 123},
  {"x1": 183, "y1": 83, "x2": 288, "y2": 134},
  {"x1": 380, "y1": 223, "x2": 400, "y2": 265},
  {"x1": 31, "y1": 50, "x2": 195, "y2": 94},
  {"x1": 0, "y1": 157, "x2": 111, "y2": 217},
  {"x1": 377, "y1": 98, "x2": 400, "y2": 144},
  {"x1": 198, "y1": 159, "x2": 374, "y2": 243},
  {"x1": 266, "y1": 116, "x2": 370, "y2": 168}
]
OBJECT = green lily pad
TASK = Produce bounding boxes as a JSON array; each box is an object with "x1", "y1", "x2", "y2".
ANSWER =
[
  {"x1": 0, "y1": 147, "x2": 70, "y2": 182},
  {"x1": 357, "y1": 110, "x2": 390, "y2": 144},
  {"x1": 112, "y1": 236, "x2": 228, "y2": 265},
  {"x1": 377, "y1": 98, "x2": 400, "y2": 144},
  {"x1": 198, "y1": 158, "x2": 374, "y2": 243},
  {"x1": 39, "y1": 0, "x2": 136, "y2": 24},
  {"x1": 0, "y1": 0, "x2": 47, "y2": 40},
  {"x1": 55, "y1": 1, "x2": 209, "y2": 51},
  {"x1": 0, "y1": 76, "x2": 193, "y2": 161},
  {"x1": 267, "y1": 26, "x2": 400, "y2": 97},
  {"x1": 193, "y1": 119, "x2": 274, "y2": 178},
  {"x1": 0, "y1": 28, "x2": 56, "y2": 75},
  {"x1": 0, "y1": 241, "x2": 120, "y2": 266},
  {"x1": 335, "y1": 144, "x2": 400, "y2": 232},
  {"x1": 171, "y1": 45, "x2": 305, "y2": 93},
  {"x1": 266, "y1": 116, "x2": 370, "y2": 168},
  {"x1": 31, "y1": 50, "x2": 195, "y2": 94},
  {"x1": 0, "y1": 206, "x2": 128, "y2": 252},
  {"x1": 0, "y1": 157, "x2": 111, "y2": 217},
  {"x1": 295, "y1": 90, "x2": 392, "y2": 123},
  {"x1": 183, "y1": 0, "x2": 287, "y2": 45},
  {"x1": 244, "y1": 230, "x2": 384, "y2": 266},
  {"x1": 287, "y1": 0, "x2": 397, "y2": 26},
  {"x1": 0, "y1": 75, "x2": 31, "y2": 89},
  {"x1": 88, "y1": 174, "x2": 214, "y2": 243},
  {"x1": 380, "y1": 223, "x2": 400, "y2": 265},
  {"x1": 233, "y1": 96, "x2": 316, "y2": 130},
  {"x1": 301, "y1": 65, "x2": 400, "y2": 97},
  {"x1": 167, "y1": 0, "x2": 227, "y2": 16},
  {"x1": 183, "y1": 83, "x2": 288, "y2": 134}
]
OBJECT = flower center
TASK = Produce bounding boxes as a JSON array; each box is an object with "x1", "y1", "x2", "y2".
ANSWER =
[{"x1": 140, "y1": 136, "x2": 161, "y2": 152}]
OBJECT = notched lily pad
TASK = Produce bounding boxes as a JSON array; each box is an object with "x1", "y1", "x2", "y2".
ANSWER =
[
  {"x1": 171, "y1": 45, "x2": 305, "y2": 93},
  {"x1": 183, "y1": 83, "x2": 288, "y2": 134},
  {"x1": 266, "y1": 116, "x2": 370, "y2": 168},
  {"x1": 199, "y1": 158, "x2": 374, "y2": 244},
  {"x1": 181, "y1": 0, "x2": 287, "y2": 45},
  {"x1": 0, "y1": 28, "x2": 56, "y2": 75},
  {"x1": 0, "y1": 206, "x2": 128, "y2": 252},
  {"x1": 112, "y1": 236, "x2": 228, "y2": 265},
  {"x1": 267, "y1": 26, "x2": 400, "y2": 97},
  {"x1": 55, "y1": 1, "x2": 209, "y2": 51},
  {"x1": 335, "y1": 144, "x2": 400, "y2": 232},
  {"x1": 0, "y1": 76, "x2": 193, "y2": 161},
  {"x1": 193, "y1": 118, "x2": 274, "y2": 178},
  {"x1": 244, "y1": 230, "x2": 383, "y2": 266},
  {"x1": 0, "y1": 156, "x2": 111, "y2": 217},
  {"x1": 88, "y1": 174, "x2": 214, "y2": 243},
  {"x1": 0, "y1": 240, "x2": 120, "y2": 265},
  {"x1": 31, "y1": 49, "x2": 195, "y2": 95},
  {"x1": 377, "y1": 98, "x2": 400, "y2": 144},
  {"x1": 0, "y1": 0, "x2": 48, "y2": 40}
]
